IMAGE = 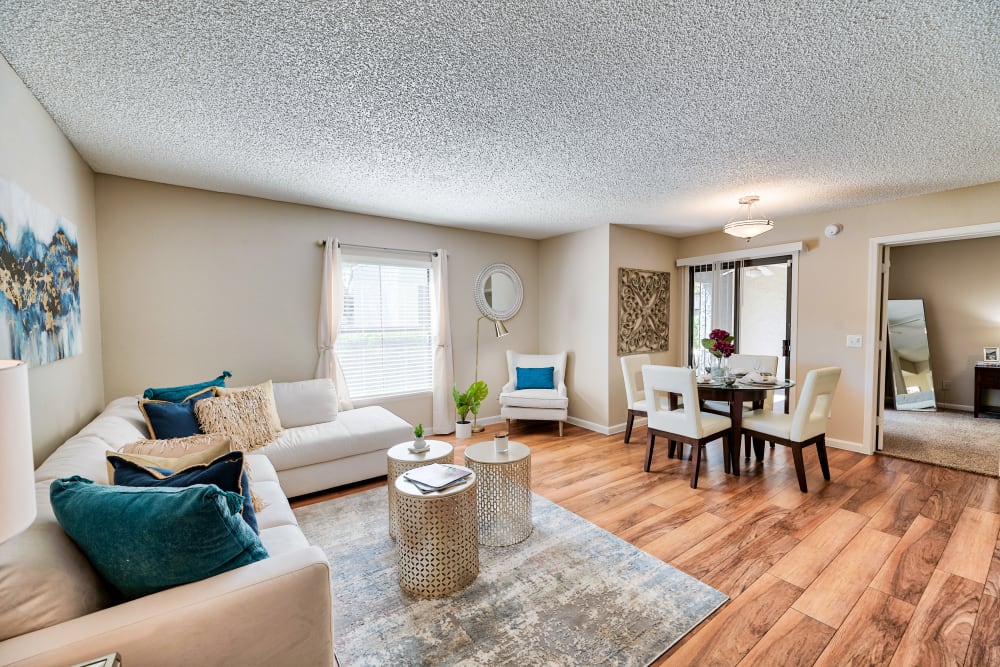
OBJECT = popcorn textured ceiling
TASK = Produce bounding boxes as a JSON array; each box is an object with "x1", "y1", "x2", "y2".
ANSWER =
[{"x1": 0, "y1": 1, "x2": 998, "y2": 239}]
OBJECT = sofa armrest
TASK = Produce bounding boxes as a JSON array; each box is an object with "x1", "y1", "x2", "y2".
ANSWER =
[{"x1": 0, "y1": 547, "x2": 333, "y2": 667}]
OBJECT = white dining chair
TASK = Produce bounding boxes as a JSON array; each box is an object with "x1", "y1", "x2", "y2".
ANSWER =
[
  {"x1": 620, "y1": 353, "x2": 651, "y2": 444},
  {"x1": 741, "y1": 366, "x2": 842, "y2": 493},
  {"x1": 641, "y1": 365, "x2": 732, "y2": 489}
]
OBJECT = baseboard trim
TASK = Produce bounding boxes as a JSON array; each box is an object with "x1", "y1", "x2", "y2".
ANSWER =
[
  {"x1": 566, "y1": 416, "x2": 614, "y2": 436},
  {"x1": 935, "y1": 402, "x2": 973, "y2": 412},
  {"x1": 827, "y1": 437, "x2": 868, "y2": 454}
]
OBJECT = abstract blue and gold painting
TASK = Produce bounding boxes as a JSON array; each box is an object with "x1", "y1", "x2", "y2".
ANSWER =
[{"x1": 0, "y1": 178, "x2": 81, "y2": 366}]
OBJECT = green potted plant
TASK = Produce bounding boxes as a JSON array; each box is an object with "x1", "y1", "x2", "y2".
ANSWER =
[
  {"x1": 410, "y1": 422, "x2": 427, "y2": 453},
  {"x1": 453, "y1": 381, "x2": 488, "y2": 438}
]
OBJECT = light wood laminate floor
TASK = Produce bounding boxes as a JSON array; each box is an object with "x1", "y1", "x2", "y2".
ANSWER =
[{"x1": 292, "y1": 421, "x2": 1000, "y2": 666}]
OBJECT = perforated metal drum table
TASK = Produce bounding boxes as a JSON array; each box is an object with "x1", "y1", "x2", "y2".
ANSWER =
[
  {"x1": 386, "y1": 440, "x2": 454, "y2": 540},
  {"x1": 394, "y1": 469, "x2": 479, "y2": 598},
  {"x1": 464, "y1": 441, "x2": 532, "y2": 546}
]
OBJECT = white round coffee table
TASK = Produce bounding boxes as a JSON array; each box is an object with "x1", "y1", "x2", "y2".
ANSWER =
[
  {"x1": 464, "y1": 440, "x2": 532, "y2": 546},
  {"x1": 386, "y1": 440, "x2": 454, "y2": 540},
  {"x1": 394, "y1": 468, "x2": 479, "y2": 598}
]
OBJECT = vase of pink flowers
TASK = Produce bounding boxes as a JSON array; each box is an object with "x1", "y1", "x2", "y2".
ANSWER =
[{"x1": 702, "y1": 329, "x2": 735, "y2": 380}]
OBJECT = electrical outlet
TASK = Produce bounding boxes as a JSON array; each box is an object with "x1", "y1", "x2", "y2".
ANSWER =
[
  {"x1": 942, "y1": 381, "x2": 952, "y2": 391},
  {"x1": 846, "y1": 335, "x2": 862, "y2": 348}
]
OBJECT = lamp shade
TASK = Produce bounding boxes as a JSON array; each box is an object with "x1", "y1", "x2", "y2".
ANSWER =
[{"x1": 0, "y1": 360, "x2": 36, "y2": 542}]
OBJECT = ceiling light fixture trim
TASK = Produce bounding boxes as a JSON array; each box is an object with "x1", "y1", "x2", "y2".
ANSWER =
[{"x1": 724, "y1": 195, "x2": 774, "y2": 241}]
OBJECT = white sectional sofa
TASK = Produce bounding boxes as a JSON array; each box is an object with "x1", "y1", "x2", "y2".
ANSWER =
[{"x1": 0, "y1": 378, "x2": 414, "y2": 666}]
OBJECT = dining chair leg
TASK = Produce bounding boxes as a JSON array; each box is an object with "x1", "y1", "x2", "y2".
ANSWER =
[
  {"x1": 752, "y1": 436, "x2": 765, "y2": 461},
  {"x1": 722, "y1": 434, "x2": 732, "y2": 475},
  {"x1": 668, "y1": 440, "x2": 677, "y2": 459},
  {"x1": 644, "y1": 432, "x2": 656, "y2": 472},
  {"x1": 744, "y1": 434, "x2": 751, "y2": 459},
  {"x1": 816, "y1": 436, "x2": 831, "y2": 481},
  {"x1": 691, "y1": 443, "x2": 703, "y2": 489},
  {"x1": 624, "y1": 412, "x2": 634, "y2": 444},
  {"x1": 790, "y1": 445, "x2": 808, "y2": 492}
]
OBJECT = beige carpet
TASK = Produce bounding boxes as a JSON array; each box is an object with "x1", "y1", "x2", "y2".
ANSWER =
[{"x1": 882, "y1": 409, "x2": 1000, "y2": 477}]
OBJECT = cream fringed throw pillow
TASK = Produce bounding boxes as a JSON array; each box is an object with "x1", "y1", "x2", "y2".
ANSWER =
[
  {"x1": 118, "y1": 433, "x2": 233, "y2": 458},
  {"x1": 195, "y1": 385, "x2": 281, "y2": 452},
  {"x1": 214, "y1": 380, "x2": 283, "y2": 431}
]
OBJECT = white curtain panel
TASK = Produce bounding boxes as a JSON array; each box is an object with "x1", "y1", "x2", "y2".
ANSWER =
[
  {"x1": 315, "y1": 237, "x2": 354, "y2": 410},
  {"x1": 431, "y1": 249, "x2": 455, "y2": 434}
]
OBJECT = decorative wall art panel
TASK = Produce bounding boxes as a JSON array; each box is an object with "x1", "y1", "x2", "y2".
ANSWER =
[
  {"x1": 618, "y1": 267, "x2": 669, "y2": 355},
  {"x1": 0, "y1": 178, "x2": 81, "y2": 366}
]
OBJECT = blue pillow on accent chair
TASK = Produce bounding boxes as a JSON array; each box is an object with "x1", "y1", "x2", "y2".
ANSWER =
[
  {"x1": 516, "y1": 366, "x2": 556, "y2": 390},
  {"x1": 142, "y1": 371, "x2": 232, "y2": 402},
  {"x1": 50, "y1": 476, "x2": 268, "y2": 600},
  {"x1": 108, "y1": 450, "x2": 259, "y2": 534},
  {"x1": 138, "y1": 388, "x2": 214, "y2": 439}
]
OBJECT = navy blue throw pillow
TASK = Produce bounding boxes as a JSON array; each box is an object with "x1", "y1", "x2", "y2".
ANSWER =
[
  {"x1": 516, "y1": 366, "x2": 556, "y2": 390},
  {"x1": 108, "y1": 450, "x2": 259, "y2": 534},
  {"x1": 50, "y1": 476, "x2": 268, "y2": 600},
  {"x1": 142, "y1": 371, "x2": 232, "y2": 403},
  {"x1": 138, "y1": 388, "x2": 214, "y2": 439}
]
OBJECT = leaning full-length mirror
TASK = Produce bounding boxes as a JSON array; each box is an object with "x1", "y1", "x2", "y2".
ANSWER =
[{"x1": 887, "y1": 299, "x2": 936, "y2": 411}]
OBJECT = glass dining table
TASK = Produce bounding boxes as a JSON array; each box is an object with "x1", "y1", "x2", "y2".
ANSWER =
[{"x1": 671, "y1": 378, "x2": 796, "y2": 476}]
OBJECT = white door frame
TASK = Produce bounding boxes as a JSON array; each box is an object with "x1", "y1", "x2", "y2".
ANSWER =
[{"x1": 864, "y1": 221, "x2": 1000, "y2": 454}]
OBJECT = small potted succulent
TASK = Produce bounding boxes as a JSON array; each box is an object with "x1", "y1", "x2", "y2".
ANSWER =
[{"x1": 411, "y1": 423, "x2": 428, "y2": 453}]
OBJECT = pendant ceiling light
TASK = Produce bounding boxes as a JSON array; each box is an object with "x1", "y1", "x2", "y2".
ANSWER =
[{"x1": 724, "y1": 195, "x2": 774, "y2": 241}]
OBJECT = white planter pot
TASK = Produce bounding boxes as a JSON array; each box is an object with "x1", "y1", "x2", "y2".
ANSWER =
[
  {"x1": 410, "y1": 436, "x2": 428, "y2": 452},
  {"x1": 455, "y1": 421, "x2": 472, "y2": 439}
]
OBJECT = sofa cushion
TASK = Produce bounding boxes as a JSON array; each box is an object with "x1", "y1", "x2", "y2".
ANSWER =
[
  {"x1": 516, "y1": 366, "x2": 556, "y2": 390},
  {"x1": 195, "y1": 385, "x2": 281, "y2": 452},
  {"x1": 215, "y1": 380, "x2": 283, "y2": 431},
  {"x1": 272, "y1": 378, "x2": 339, "y2": 428},
  {"x1": 109, "y1": 450, "x2": 259, "y2": 534},
  {"x1": 256, "y1": 405, "x2": 412, "y2": 471},
  {"x1": 499, "y1": 388, "x2": 569, "y2": 409},
  {"x1": 138, "y1": 388, "x2": 214, "y2": 439},
  {"x1": 0, "y1": 488, "x2": 115, "y2": 642},
  {"x1": 142, "y1": 371, "x2": 232, "y2": 402},
  {"x1": 50, "y1": 476, "x2": 269, "y2": 600}
]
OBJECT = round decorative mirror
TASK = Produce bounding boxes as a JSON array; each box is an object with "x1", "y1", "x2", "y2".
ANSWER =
[{"x1": 474, "y1": 263, "x2": 523, "y2": 321}]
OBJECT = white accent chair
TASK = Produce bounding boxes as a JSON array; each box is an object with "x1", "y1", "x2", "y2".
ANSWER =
[
  {"x1": 641, "y1": 365, "x2": 732, "y2": 489},
  {"x1": 620, "y1": 353, "x2": 651, "y2": 443},
  {"x1": 702, "y1": 353, "x2": 780, "y2": 457},
  {"x1": 499, "y1": 351, "x2": 569, "y2": 436},
  {"x1": 741, "y1": 367, "x2": 842, "y2": 493}
]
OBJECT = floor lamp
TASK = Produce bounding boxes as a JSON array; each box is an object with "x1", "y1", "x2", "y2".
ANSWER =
[
  {"x1": 0, "y1": 360, "x2": 36, "y2": 543},
  {"x1": 473, "y1": 315, "x2": 510, "y2": 433}
]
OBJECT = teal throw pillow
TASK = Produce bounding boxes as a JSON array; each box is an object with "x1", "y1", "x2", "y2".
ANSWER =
[
  {"x1": 142, "y1": 371, "x2": 232, "y2": 402},
  {"x1": 516, "y1": 366, "x2": 555, "y2": 390},
  {"x1": 109, "y1": 450, "x2": 259, "y2": 534},
  {"x1": 50, "y1": 476, "x2": 268, "y2": 599},
  {"x1": 138, "y1": 388, "x2": 214, "y2": 439}
]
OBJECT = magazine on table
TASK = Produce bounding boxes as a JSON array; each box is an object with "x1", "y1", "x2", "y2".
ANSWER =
[{"x1": 403, "y1": 463, "x2": 471, "y2": 492}]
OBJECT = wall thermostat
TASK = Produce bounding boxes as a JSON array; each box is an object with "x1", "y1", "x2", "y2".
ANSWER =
[{"x1": 824, "y1": 224, "x2": 842, "y2": 238}]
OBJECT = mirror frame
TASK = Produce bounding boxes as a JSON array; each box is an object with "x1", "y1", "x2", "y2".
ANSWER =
[{"x1": 474, "y1": 263, "x2": 523, "y2": 321}]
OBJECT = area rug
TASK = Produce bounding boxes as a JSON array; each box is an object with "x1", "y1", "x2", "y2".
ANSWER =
[
  {"x1": 294, "y1": 488, "x2": 727, "y2": 666},
  {"x1": 882, "y1": 408, "x2": 1000, "y2": 477}
]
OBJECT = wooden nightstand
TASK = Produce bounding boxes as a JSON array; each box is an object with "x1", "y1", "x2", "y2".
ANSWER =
[{"x1": 974, "y1": 364, "x2": 1000, "y2": 418}]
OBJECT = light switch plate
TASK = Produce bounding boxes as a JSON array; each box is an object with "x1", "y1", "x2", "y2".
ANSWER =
[{"x1": 846, "y1": 335, "x2": 862, "y2": 348}]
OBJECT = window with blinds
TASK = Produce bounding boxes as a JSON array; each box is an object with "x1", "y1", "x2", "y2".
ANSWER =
[{"x1": 336, "y1": 257, "x2": 433, "y2": 399}]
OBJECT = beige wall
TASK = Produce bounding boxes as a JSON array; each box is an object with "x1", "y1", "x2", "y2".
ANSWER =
[
  {"x1": 95, "y1": 176, "x2": 538, "y2": 429},
  {"x1": 0, "y1": 57, "x2": 105, "y2": 464},
  {"x1": 677, "y1": 181, "x2": 1000, "y2": 449},
  {"x1": 539, "y1": 225, "x2": 611, "y2": 428},
  {"x1": 608, "y1": 225, "x2": 680, "y2": 429},
  {"x1": 889, "y1": 236, "x2": 1000, "y2": 408}
]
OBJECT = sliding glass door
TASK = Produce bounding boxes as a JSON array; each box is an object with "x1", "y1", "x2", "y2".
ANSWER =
[{"x1": 689, "y1": 254, "x2": 793, "y2": 411}]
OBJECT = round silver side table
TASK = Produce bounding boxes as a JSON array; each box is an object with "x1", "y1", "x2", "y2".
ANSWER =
[
  {"x1": 464, "y1": 440, "x2": 532, "y2": 546},
  {"x1": 386, "y1": 440, "x2": 454, "y2": 540},
  {"x1": 394, "y1": 468, "x2": 479, "y2": 598}
]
